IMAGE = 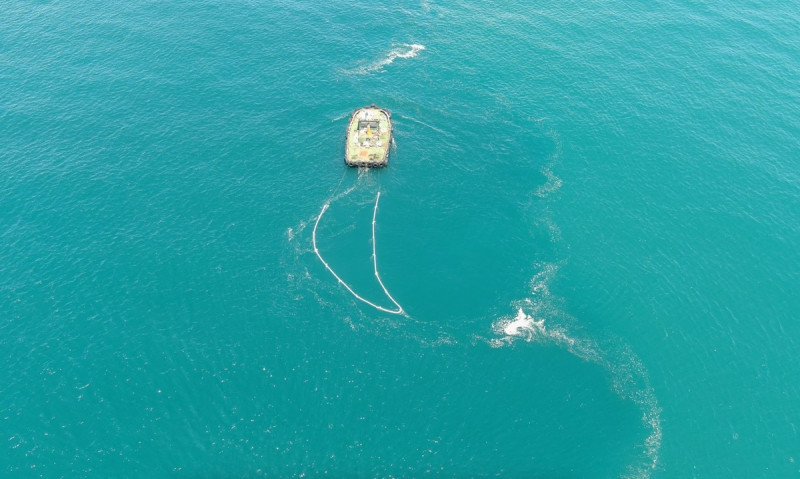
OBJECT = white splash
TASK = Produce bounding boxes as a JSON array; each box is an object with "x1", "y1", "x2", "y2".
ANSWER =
[
  {"x1": 491, "y1": 305, "x2": 581, "y2": 354},
  {"x1": 501, "y1": 308, "x2": 544, "y2": 339},
  {"x1": 345, "y1": 43, "x2": 426, "y2": 75},
  {"x1": 490, "y1": 262, "x2": 662, "y2": 477}
]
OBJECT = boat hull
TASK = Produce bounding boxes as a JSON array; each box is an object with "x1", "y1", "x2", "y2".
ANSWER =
[{"x1": 345, "y1": 106, "x2": 392, "y2": 167}]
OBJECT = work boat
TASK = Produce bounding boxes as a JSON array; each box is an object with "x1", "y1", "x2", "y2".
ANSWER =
[{"x1": 345, "y1": 105, "x2": 392, "y2": 167}]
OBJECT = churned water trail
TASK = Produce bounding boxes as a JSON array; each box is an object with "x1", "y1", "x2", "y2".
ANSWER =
[
  {"x1": 489, "y1": 264, "x2": 662, "y2": 478},
  {"x1": 394, "y1": 113, "x2": 455, "y2": 138},
  {"x1": 331, "y1": 111, "x2": 350, "y2": 123},
  {"x1": 312, "y1": 189, "x2": 405, "y2": 315},
  {"x1": 343, "y1": 43, "x2": 426, "y2": 75}
]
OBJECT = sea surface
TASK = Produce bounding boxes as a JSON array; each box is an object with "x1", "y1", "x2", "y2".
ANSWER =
[{"x1": 2, "y1": 1, "x2": 799, "y2": 477}]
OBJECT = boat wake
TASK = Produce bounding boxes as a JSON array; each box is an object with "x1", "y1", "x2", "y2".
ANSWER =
[
  {"x1": 496, "y1": 122, "x2": 660, "y2": 478},
  {"x1": 344, "y1": 43, "x2": 426, "y2": 75},
  {"x1": 534, "y1": 120, "x2": 563, "y2": 199},
  {"x1": 489, "y1": 263, "x2": 662, "y2": 479},
  {"x1": 285, "y1": 114, "x2": 660, "y2": 478},
  {"x1": 395, "y1": 113, "x2": 454, "y2": 138},
  {"x1": 331, "y1": 111, "x2": 351, "y2": 123}
]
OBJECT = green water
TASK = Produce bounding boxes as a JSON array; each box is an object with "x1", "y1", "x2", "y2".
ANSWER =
[{"x1": 2, "y1": 0, "x2": 799, "y2": 477}]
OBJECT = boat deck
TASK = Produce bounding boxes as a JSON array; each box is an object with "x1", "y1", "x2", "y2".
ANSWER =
[{"x1": 345, "y1": 106, "x2": 392, "y2": 167}]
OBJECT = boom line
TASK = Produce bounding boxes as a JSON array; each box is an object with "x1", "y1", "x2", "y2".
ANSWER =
[{"x1": 312, "y1": 190, "x2": 405, "y2": 315}]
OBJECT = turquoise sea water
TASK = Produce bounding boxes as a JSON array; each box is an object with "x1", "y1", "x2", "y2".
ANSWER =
[{"x1": 2, "y1": 1, "x2": 799, "y2": 477}]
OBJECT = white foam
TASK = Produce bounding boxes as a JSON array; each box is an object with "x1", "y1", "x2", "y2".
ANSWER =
[
  {"x1": 535, "y1": 166, "x2": 563, "y2": 198},
  {"x1": 490, "y1": 262, "x2": 662, "y2": 477},
  {"x1": 399, "y1": 114, "x2": 454, "y2": 138},
  {"x1": 492, "y1": 306, "x2": 584, "y2": 358},
  {"x1": 501, "y1": 308, "x2": 544, "y2": 338},
  {"x1": 535, "y1": 127, "x2": 563, "y2": 198},
  {"x1": 345, "y1": 43, "x2": 426, "y2": 75},
  {"x1": 613, "y1": 346, "x2": 662, "y2": 478}
]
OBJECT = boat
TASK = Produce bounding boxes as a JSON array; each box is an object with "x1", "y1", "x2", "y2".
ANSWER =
[{"x1": 345, "y1": 105, "x2": 392, "y2": 167}]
